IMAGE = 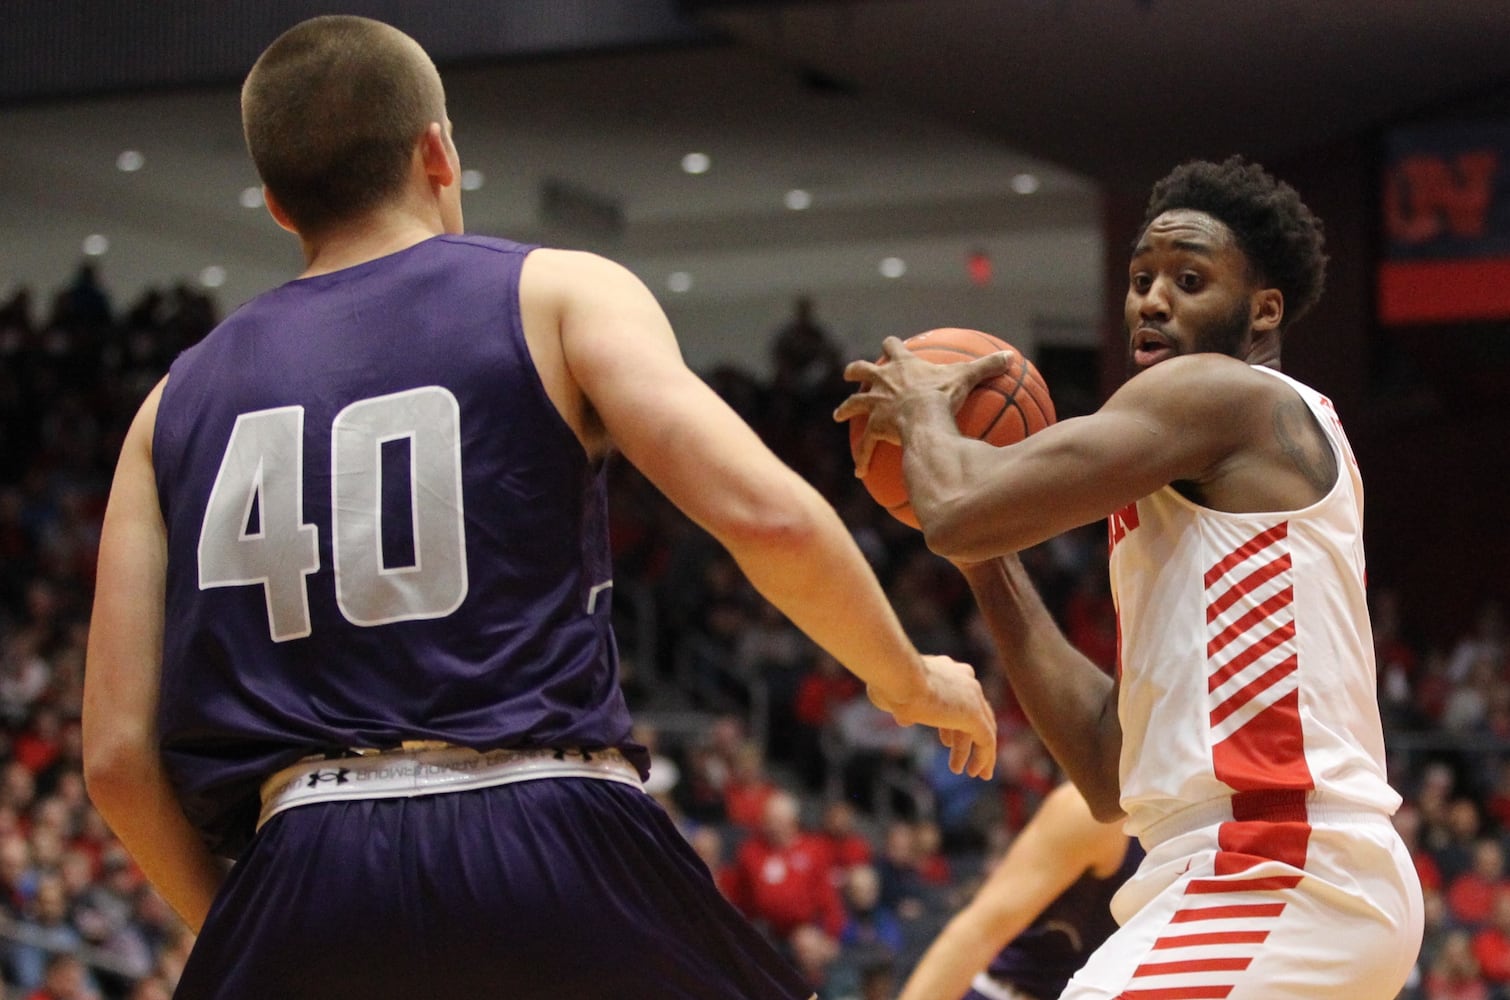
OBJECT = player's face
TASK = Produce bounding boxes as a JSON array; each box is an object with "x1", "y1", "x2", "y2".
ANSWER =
[{"x1": 1124, "y1": 209, "x2": 1259, "y2": 374}]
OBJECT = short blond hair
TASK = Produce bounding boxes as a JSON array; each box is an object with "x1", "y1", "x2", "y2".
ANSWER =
[{"x1": 241, "y1": 16, "x2": 446, "y2": 237}]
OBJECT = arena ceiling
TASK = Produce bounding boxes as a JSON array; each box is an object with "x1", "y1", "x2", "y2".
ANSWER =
[{"x1": 2, "y1": 0, "x2": 1507, "y2": 364}]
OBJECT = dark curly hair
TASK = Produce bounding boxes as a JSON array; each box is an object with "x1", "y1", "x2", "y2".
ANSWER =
[{"x1": 1139, "y1": 156, "x2": 1328, "y2": 329}]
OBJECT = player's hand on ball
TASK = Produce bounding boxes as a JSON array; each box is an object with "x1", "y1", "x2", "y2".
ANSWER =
[
  {"x1": 835, "y1": 336, "x2": 1011, "y2": 476},
  {"x1": 869, "y1": 654, "x2": 996, "y2": 780}
]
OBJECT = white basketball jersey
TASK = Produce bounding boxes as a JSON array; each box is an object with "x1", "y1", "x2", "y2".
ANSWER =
[{"x1": 1106, "y1": 366, "x2": 1400, "y2": 838}]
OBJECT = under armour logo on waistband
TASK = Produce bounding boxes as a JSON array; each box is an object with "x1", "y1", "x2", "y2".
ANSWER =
[{"x1": 306, "y1": 768, "x2": 351, "y2": 787}]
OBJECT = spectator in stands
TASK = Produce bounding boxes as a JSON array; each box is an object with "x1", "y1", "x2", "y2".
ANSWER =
[
  {"x1": 787, "y1": 922, "x2": 840, "y2": 998},
  {"x1": 813, "y1": 799, "x2": 872, "y2": 884},
  {"x1": 0, "y1": 632, "x2": 51, "y2": 729},
  {"x1": 1439, "y1": 799, "x2": 1490, "y2": 887},
  {"x1": 832, "y1": 685, "x2": 925, "y2": 818},
  {"x1": 723, "y1": 740, "x2": 780, "y2": 832},
  {"x1": 0, "y1": 833, "x2": 36, "y2": 918},
  {"x1": 724, "y1": 789, "x2": 844, "y2": 946},
  {"x1": 837, "y1": 862, "x2": 904, "y2": 957},
  {"x1": 912, "y1": 819, "x2": 952, "y2": 888},
  {"x1": 1471, "y1": 888, "x2": 1510, "y2": 996},
  {"x1": 770, "y1": 296, "x2": 843, "y2": 403},
  {"x1": 9, "y1": 873, "x2": 92, "y2": 994},
  {"x1": 674, "y1": 714, "x2": 745, "y2": 825},
  {"x1": 1448, "y1": 601, "x2": 1506, "y2": 686},
  {"x1": 23, "y1": 951, "x2": 98, "y2": 1000},
  {"x1": 874, "y1": 820, "x2": 930, "y2": 921},
  {"x1": 13, "y1": 706, "x2": 64, "y2": 775},
  {"x1": 791, "y1": 651, "x2": 863, "y2": 790},
  {"x1": 686, "y1": 823, "x2": 738, "y2": 901},
  {"x1": 1449, "y1": 838, "x2": 1510, "y2": 928},
  {"x1": 1426, "y1": 929, "x2": 1490, "y2": 1000}
]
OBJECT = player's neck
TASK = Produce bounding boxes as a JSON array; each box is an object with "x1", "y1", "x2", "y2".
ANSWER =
[{"x1": 297, "y1": 205, "x2": 448, "y2": 279}]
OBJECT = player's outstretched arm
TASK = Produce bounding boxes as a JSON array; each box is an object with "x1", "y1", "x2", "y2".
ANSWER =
[
  {"x1": 527, "y1": 249, "x2": 995, "y2": 777},
  {"x1": 898, "y1": 782, "x2": 1127, "y2": 1000},
  {"x1": 960, "y1": 553, "x2": 1123, "y2": 818},
  {"x1": 83, "y1": 380, "x2": 225, "y2": 932}
]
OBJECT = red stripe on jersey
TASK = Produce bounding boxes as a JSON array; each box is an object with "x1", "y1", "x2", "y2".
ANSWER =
[
  {"x1": 1185, "y1": 874, "x2": 1304, "y2": 894},
  {"x1": 1119, "y1": 986, "x2": 1235, "y2": 999},
  {"x1": 1170, "y1": 902, "x2": 1286, "y2": 922},
  {"x1": 1211, "y1": 689, "x2": 1315, "y2": 794},
  {"x1": 1151, "y1": 931, "x2": 1271, "y2": 949},
  {"x1": 1209, "y1": 654, "x2": 1298, "y2": 727},
  {"x1": 1134, "y1": 957, "x2": 1253, "y2": 977},
  {"x1": 1204, "y1": 523, "x2": 1288, "y2": 589},
  {"x1": 1217, "y1": 821, "x2": 1311, "y2": 872},
  {"x1": 1208, "y1": 626, "x2": 1295, "y2": 693},
  {"x1": 1207, "y1": 587, "x2": 1293, "y2": 658},
  {"x1": 1205, "y1": 553, "x2": 1293, "y2": 623}
]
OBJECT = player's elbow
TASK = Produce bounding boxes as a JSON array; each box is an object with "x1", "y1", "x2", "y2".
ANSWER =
[
  {"x1": 919, "y1": 497, "x2": 990, "y2": 563},
  {"x1": 83, "y1": 728, "x2": 154, "y2": 816},
  {"x1": 709, "y1": 480, "x2": 826, "y2": 559},
  {"x1": 718, "y1": 503, "x2": 822, "y2": 560},
  {"x1": 1084, "y1": 789, "x2": 1127, "y2": 825}
]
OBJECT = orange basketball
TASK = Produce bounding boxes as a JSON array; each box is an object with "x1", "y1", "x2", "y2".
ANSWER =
[{"x1": 848, "y1": 328, "x2": 1055, "y2": 529}]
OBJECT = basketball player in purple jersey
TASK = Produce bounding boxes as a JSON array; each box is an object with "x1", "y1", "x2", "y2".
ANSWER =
[{"x1": 81, "y1": 16, "x2": 995, "y2": 999}]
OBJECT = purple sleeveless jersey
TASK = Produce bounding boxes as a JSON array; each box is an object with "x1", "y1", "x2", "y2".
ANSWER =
[
  {"x1": 975, "y1": 838, "x2": 1144, "y2": 1000},
  {"x1": 152, "y1": 236, "x2": 647, "y2": 858}
]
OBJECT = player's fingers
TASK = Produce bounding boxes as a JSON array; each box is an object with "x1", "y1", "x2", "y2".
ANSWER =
[
  {"x1": 967, "y1": 351, "x2": 1013, "y2": 382},
  {"x1": 973, "y1": 738, "x2": 996, "y2": 781},
  {"x1": 947, "y1": 732, "x2": 970, "y2": 774},
  {"x1": 850, "y1": 424, "x2": 878, "y2": 477},
  {"x1": 832, "y1": 393, "x2": 870, "y2": 424},
  {"x1": 879, "y1": 336, "x2": 911, "y2": 361},
  {"x1": 842, "y1": 359, "x2": 880, "y2": 384}
]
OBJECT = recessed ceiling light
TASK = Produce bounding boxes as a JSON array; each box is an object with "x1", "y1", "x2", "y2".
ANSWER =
[
  {"x1": 681, "y1": 152, "x2": 711, "y2": 175},
  {"x1": 1010, "y1": 173, "x2": 1040, "y2": 195},
  {"x1": 879, "y1": 257, "x2": 907, "y2": 279},
  {"x1": 667, "y1": 271, "x2": 693, "y2": 293},
  {"x1": 460, "y1": 169, "x2": 484, "y2": 191},
  {"x1": 81, "y1": 234, "x2": 109, "y2": 256},
  {"x1": 784, "y1": 189, "x2": 812, "y2": 211},
  {"x1": 239, "y1": 186, "x2": 263, "y2": 209},
  {"x1": 200, "y1": 265, "x2": 226, "y2": 288},
  {"x1": 116, "y1": 150, "x2": 144, "y2": 172}
]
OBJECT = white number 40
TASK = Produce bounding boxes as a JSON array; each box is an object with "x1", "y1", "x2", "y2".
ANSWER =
[{"x1": 196, "y1": 386, "x2": 469, "y2": 642}]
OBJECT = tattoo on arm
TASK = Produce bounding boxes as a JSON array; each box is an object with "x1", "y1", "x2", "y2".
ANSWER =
[{"x1": 1272, "y1": 398, "x2": 1337, "y2": 493}]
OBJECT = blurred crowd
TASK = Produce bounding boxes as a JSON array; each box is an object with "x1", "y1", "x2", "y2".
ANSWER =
[{"x1": 0, "y1": 272, "x2": 1502, "y2": 1000}]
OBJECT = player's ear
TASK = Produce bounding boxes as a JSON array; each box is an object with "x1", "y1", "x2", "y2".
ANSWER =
[
  {"x1": 261, "y1": 187, "x2": 299, "y2": 236},
  {"x1": 1251, "y1": 287, "x2": 1283, "y2": 333},
  {"x1": 419, "y1": 122, "x2": 456, "y2": 188}
]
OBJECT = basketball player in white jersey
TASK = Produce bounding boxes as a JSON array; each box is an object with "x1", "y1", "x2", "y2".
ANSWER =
[{"x1": 838, "y1": 156, "x2": 1423, "y2": 998}]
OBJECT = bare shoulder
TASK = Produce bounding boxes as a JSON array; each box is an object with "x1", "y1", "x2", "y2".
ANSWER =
[
  {"x1": 520, "y1": 247, "x2": 645, "y2": 300},
  {"x1": 1107, "y1": 354, "x2": 1292, "y2": 429}
]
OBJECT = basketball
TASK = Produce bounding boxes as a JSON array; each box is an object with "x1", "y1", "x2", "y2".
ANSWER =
[{"x1": 848, "y1": 328, "x2": 1055, "y2": 529}]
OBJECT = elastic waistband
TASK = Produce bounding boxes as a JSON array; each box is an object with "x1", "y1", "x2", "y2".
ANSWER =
[
  {"x1": 257, "y1": 746, "x2": 642, "y2": 831},
  {"x1": 1138, "y1": 789, "x2": 1394, "y2": 852}
]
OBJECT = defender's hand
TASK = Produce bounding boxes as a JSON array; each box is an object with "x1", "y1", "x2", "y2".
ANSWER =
[{"x1": 869, "y1": 654, "x2": 997, "y2": 780}]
